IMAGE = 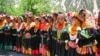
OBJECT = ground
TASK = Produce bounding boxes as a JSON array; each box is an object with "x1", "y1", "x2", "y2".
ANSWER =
[{"x1": 0, "y1": 50, "x2": 25, "y2": 56}]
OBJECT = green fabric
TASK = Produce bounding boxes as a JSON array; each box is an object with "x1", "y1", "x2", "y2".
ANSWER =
[
  {"x1": 4, "y1": 43, "x2": 12, "y2": 50},
  {"x1": 5, "y1": 45, "x2": 12, "y2": 50},
  {"x1": 80, "y1": 29, "x2": 93, "y2": 39},
  {"x1": 65, "y1": 24, "x2": 71, "y2": 33},
  {"x1": 57, "y1": 30, "x2": 61, "y2": 39},
  {"x1": 0, "y1": 43, "x2": 3, "y2": 49}
]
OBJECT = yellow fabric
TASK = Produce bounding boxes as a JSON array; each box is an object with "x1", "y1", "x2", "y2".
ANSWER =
[
  {"x1": 0, "y1": 19, "x2": 6, "y2": 29},
  {"x1": 28, "y1": 48, "x2": 32, "y2": 55},
  {"x1": 81, "y1": 46, "x2": 87, "y2": 55},
  {"x1": 12, "y1": 22, "x2": 16, "y2": 29},
  {"x1": 47, "y1": 51, "x2": 50, "y2": 56},
  {"x1": 22, "y1": 47, "x2": 25, "y2": 54},
  {"x1": 92, "y1": 45, "x2": 97, "y2": 53},
  {"x1": 57, "y1": 31, "x2": 61, "y2": 39},
  {"x1": 65, "y1": 40, "x2": 68, "y2": 43}
]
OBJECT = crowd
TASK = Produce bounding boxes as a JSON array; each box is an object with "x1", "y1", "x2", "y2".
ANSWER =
[{"x1": 0, "y1": 9, "x2": 100, "y2": 56}]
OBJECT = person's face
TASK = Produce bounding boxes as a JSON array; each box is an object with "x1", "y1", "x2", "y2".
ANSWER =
[
  {"x1": 79, "y1": 10, "x2": 86, "y2": 18},
  {"x1": 41, "y1": 18, "x2": 45, "y2": 23},
  {"x1": 47, "y1": 18, "x2": 51, "y2": 22},
  {"x1": 6, "y1": 18, "x2": 11, "y2": 23},
  {"x1": 17, "y1": 18, "x2": 22, "y2": 23},
  {"x1": 72, "y1": 18, "x2": 79, "y2": 26},
  {"x1": 12, "y1": 18, "x2": 16, "y2": 22},
  {"x1": 27, "y1": 17, "x2": 32, "y2": 22},
  {"x1": 57, "y1": 15, "x2": 64, "y2": 24},
  {"x1": 35, "y1": 19, "x2": 40, "y2": 24}
]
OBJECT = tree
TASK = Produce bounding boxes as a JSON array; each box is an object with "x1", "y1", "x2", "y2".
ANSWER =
[{"x1": 0, "y1": 0, "x2": 52, "y2": 16}]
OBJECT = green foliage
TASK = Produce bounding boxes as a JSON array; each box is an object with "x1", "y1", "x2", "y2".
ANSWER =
[
  {"x1": 0, "y1": 0, "x2": 52, "y2": 16},
  {"x1": 0, "y1": 0, "x2": 99, "y2": 16}
]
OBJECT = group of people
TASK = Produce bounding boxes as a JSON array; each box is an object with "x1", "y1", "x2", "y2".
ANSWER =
[{"x1": 0, "y1": 9, "x2": 100, "y2": 56}]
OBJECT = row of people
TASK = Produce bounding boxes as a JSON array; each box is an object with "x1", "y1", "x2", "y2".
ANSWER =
[{"x1": 0, "y1": 9, "x2": 100, "y2": 56}]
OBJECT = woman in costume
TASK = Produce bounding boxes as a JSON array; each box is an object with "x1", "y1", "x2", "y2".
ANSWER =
[
  {"x1": 53, "y1": 14, "x2": 69, "y2": 56},
  {"x1": 4, "y1": 16, "x2": 13, "y2": 50},
  {"x1": 65, "y1": 15, "x2": 81, "y2": 56},
  {"x1": 11, "y1": 17, "x2": 17, "y2": 51},
  {"x1": 39, "y1": 16, "x2": 50, "y2": 56},
  {"x1": 50, "y1": 12, "x2": 58, "y2": 56},
  {"x1": 15, "y1": 16, "x2": 25, "y2": 53},
  {"x1": 96, "y1": 11, "x2": 100, "y2": 56},
  {"x1": 76, "y1": 9, "x2": 97, "y2": 56},
  {"x1": 0, "y1": 15, "x2": 6, "y2": 49},
  {"x1": 31, "y1": 17, "x2": 41, "y2": 56},
  {"x1": 46, "y1": 15, "x2": 54, "y2": 56},
  {"x1": 23, "y1": 16, "x2": 35, "y2": 55}
]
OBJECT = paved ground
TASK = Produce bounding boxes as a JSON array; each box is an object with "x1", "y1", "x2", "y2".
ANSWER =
[{"x1": 0, "y1": 50, "x2": 25, "y2": 56}]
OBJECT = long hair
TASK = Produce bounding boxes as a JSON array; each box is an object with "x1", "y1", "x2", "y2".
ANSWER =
[{"x1": 98, "y1": 11, "x2": 100, "y2": 26}]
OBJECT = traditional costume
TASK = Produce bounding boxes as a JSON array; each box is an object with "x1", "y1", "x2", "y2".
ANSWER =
[
  {"x1": 16, "y1": 22, "x2": 24, "y2": 52},
  {"x1": 76, "y1": 10, "x2": 97, "y2": 56},
  {"x1": 4, "y1": 17, "x2": 13, "y2": 50},
  {"x1": 77, "y1": 28, "x2": 97, "y2": 56},
  {"x1": 55, "y1": 21, "x2": 69, "y2": 56},
  {"x1": 39, "y1": 19, "x2": 50, "y2": 56},
  {"x1": 65, "y1": 16, "x2": 81, "y2": 56},
  {"x1": 0, "y1": 18, "x2": 6, "y2": 49},
  {"x1": 11, "y1": 20, "x2": 17, "y2": 51},
  {"x1": 31, "y1": 27, "x2": 41, "y2": 55},
  {"x1": 30, "y1": 18, "x2": 41, "y2": 56},
  {"x1": 96, "y1": 11, "x2": 100, "y2": 56},
  {"x1": 23, "y1": 21, "x2": 35, "y2": 55},
  {"x1": 96, "y1": 29, "x2": 100, "y2": 55}
]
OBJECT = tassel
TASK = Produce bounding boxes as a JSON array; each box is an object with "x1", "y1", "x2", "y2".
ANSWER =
[
  {"x1": 17, "y1": 47, "x2": 21, "y2": 52},
  {"x1": 81, "y1": 46, "x2": 86, "y2": 55},
  {"x1": 76, "y1": 47, "x2": 81, "y2": 54},
  {"x1": 22, "y1": 47, "x2": 25, "y2": 54},
  {"x1": 47, "y1": 51, "x2": 50, "y2": 56},
  {"x1": 89, "y1": 47, "x2": 92, "y2": 54},
  {"x1": 25, "y1": 49, "x2": 28, "y2": 54},
  {"x1": 92, "y1": 45, "x2": 96, "y2": 53},
  {"x1": 28, "y1": 48, "x2": 32, "y2": 55},
  {"x1": 9, "y1": 45, "x2": 12, "y2": 50},
  {"x1": 97, "y1": 48, "x2": 100, "y2": 54},
  {"x1": 86, "y1": 47, "x2": 89, "y2": 54},
  {"x1": 32, "y1": 50, "x2": 39, "y2": 55},
  {"x1": 13, "y1": 46, "x2": 16, "y2": 51}
]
